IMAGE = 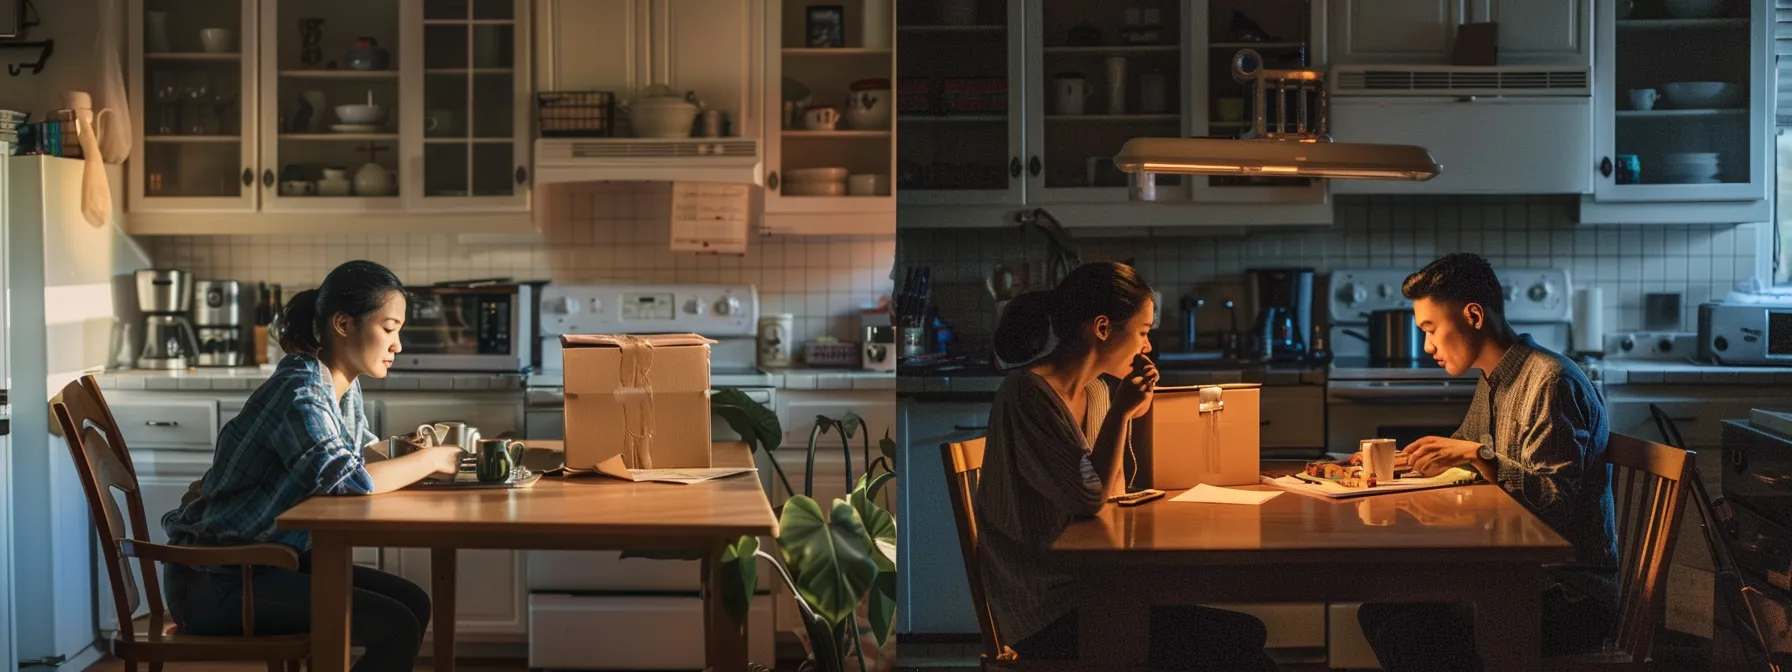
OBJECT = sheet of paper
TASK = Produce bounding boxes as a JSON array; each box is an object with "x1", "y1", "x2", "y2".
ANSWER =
[
  {"x1": 1169, "y1": 483, "x2": 1282, "y2": 505},
  {"x1": 593, "y1": 454, "x2": 757, "y2": 485},
  {"x1": 669, "y1": 181, "x2": 750, "y2": 255},
  {"x1": 1260, "y1": 467, "x2": 1479, "y2": 500}
]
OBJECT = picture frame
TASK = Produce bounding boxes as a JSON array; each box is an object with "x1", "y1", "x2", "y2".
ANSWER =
[{"x1": 805, "y1": 5, "x2": 845, "y2": 48}]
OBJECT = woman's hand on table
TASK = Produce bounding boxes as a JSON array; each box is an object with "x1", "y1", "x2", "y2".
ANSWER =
[{"x1": 422, "y1": 446, "x2": 467, "y2": 477}]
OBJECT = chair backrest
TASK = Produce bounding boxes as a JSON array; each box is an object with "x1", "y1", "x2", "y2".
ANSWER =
[
  {"x1": 1605, "y1": 432, "x2": 1695, "y2": 662},
  {"x1": 53, "y1": 375, "x2": 166, "y2": 640},
  {"x1": 941, "y1": 437, "x2": 1013, "y2": 663}
]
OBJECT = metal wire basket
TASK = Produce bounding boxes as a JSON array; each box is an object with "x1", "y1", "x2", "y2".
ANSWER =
[{"x1": 536, "y1": 90, "x2": 616, "y2": 138}]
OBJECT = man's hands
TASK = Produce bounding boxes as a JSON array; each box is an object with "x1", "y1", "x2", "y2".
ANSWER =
[{"x1": 1401, "y1": 436, "x2": 1484, "y2": 477}]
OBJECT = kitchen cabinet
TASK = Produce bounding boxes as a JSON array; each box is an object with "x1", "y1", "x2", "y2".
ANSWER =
[
  {"x1": 893, "y1": 397, "x2": 989, "y2": 636},
  {"x1": 897, "y1": 0, "x2": 1330, "y2": 229},
  {"x1": 776, "y1": 389, "x2": 896, "y2": 454},
  {"x1": 1260, "y1": 386, "x2": 1324, "y2": 452},
  {"x1": 370, "y1": 394, "x2": 524, "y2": 442},
  {"x1": 126, "y1": 0, "x2": 536, "y2": 235},
  {"x1": 759, "y1": 0, "x2": 897, "y2": 235},
  {"x1": 1323, "y1": 0, "x2": 1587, "y2": 66},
  {"x1": 383, "y1": 548, "x2": 529, "y2": 640},
  {"x1": 1577, "y1": 0, "x2": 1772, "y2": 225}
]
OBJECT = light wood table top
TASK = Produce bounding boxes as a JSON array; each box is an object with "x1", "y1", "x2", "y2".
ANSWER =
[
  {"x1": 1053, "y1": 483, "x2": 1573, "y2": 565},
  {"x1": 278, "y1": 441, "x2": 777, "y2": 542}
]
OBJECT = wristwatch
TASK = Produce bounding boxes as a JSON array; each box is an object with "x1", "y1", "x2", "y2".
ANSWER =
[{"x1": 1476, "y1": 443, "x2": 1497, "y2": 461}]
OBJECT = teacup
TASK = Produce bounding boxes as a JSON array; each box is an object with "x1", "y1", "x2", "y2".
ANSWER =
[
  {"x1": 804, "y1": 106, "x2": 840, "y2": 131},
  {"x1": 1628, "y1": 88, "x2": 1658, "y2": 111},
  {"x1": 475, "y1": 438, "x2": 524, "y2": 484}
]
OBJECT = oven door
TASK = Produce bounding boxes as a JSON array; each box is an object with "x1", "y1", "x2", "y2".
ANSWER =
[
  {"x1": 1325, "y1": 380, "x2": 1475, "y2": 454},
  {"x1": 521, "y1": 386, "x2": 776, "y2": 444}
]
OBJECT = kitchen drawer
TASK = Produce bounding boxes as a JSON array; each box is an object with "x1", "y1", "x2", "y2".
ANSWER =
[
  {"x1": 109, "y1": 399, "x2": 219, "y2": 447},
  {"x1": 1261, "y1": 387, "x2": 1325, "y2": 449},
  {"x1": 526, "y1": 549, "x2": 773, "y2": 592},
  {"x1": 527, "y1": 594, "x2": 774, "y2": 670}
]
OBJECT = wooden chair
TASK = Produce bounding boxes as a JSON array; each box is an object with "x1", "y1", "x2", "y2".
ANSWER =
[
  {"x1": 53, "y1": 375, "x2": 309, "y2": 672},
  {"x1": 1543, "y1": 432, "x2": 1695, "y2": 669},
  {"x1": 941, "y1": 438, "x2": 1018, "y2": 670}
]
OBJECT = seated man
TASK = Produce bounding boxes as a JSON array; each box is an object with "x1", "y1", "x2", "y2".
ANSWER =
[{"x1": 1359, "y1": 253, "x2": 1619, "y2": 672}]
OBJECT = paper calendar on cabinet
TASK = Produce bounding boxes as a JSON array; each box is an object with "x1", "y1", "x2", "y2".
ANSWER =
[{"x1": 669, "y1": 181, "x2": 750, "y2": 255}]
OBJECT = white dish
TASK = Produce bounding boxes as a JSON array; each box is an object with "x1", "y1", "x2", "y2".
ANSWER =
[
  {"x1": 1659, "y1": 82, "x2": 1743, "y2": 109},
  {"x1": 335, "y1": 103, "x2": 384, "y2": 124},
  {"x1": 784, "y1": 167, "x2": 850, "y2": 184},
  {"x1": 1659, "y1": 152, "x2": 1719, "y2": 161},
  {"x1": 782, "y1": 181, "x2": 847, "y2": 196},
  {"x1": 330, "y1": 123, "x2": 384, "y2": 133}
]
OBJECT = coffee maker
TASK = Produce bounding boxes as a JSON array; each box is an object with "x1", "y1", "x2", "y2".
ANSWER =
[
  {"x1": 193, "y1": 280, "x2": 244, "y2": 367},
  {"x1": 1246, "y1": 267, "x2": 1314, "y2": 363},
  {"x1": 136, "y1": 269, "x2": 199, "y2": 369}
]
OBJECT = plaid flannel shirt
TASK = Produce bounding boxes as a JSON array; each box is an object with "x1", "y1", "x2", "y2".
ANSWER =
[{"x1": 162, "y1": 354, "x2": 378, "y2": 555}]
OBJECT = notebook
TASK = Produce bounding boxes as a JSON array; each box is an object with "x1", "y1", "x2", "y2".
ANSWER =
[{"x1": 1261, "y1": 467, "x2": 1479, "y2": 500}]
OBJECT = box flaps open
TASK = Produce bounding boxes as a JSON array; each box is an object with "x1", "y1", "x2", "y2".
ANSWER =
[{"x1": 560, "y1": 333, "x2": 718, "y2": 348}]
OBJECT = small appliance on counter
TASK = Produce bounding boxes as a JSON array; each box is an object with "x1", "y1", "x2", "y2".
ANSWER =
[
  {"x1": 1698, "y1": 298, "x2": 1792, "y2": 366},
  {"x1": 135, "y1": 269, "x2": 199, "y2": 369},
  {"x1": 193, "y1": 280, "x2": 244, "y2": 367},
  {"x1": 1603, "y1": 332, "x2": 1697, "y2": 361},
  {"x1": 393, "y1": 281, "x2": 536, "y2": 372},
  {"x1": 1246, "y1": 267, "x2": 1314, "y2": 363},
  {"x1": 861, "y1": 308, "x2": 895, "y2": 372}
]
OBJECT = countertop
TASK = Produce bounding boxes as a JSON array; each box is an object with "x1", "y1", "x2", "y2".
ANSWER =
[
  {"x1": 899, "y1": 359, "x2": 1325, "y2": 397},
  {"x1": 98, "y1": 366, "x2": 895, "y2": 393},
  {"x1": 1597, "y1": 359, "x2": 1792, "y2": 386}
]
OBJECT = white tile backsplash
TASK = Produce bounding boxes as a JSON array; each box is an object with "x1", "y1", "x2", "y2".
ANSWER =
[
  {"x1": 897, "y1": 196, "x2": 1767, "y2": 348},
  {"x1": 146, "y1": 183, "x2": 896, "y2": 347}
]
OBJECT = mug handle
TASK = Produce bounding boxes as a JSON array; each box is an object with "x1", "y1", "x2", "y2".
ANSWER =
[{"x1": 425, "y1": 116, "x2": 440, "y2": 132}]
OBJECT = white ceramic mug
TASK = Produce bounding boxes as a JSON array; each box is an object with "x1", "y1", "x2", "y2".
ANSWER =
[
  {"x1": 200, "y1": 28, "x2": 233, "y2": 54},
  {"x1": 1055, "y1": 76, "x2": 1093, "y2": 115},
  {"x1": 803, "y1": 106, "x2": 840, "y2": 131},
  {"x1": 1628, "y1": 88, "x2": 1658, "y2": 111},
  {"x1": 848, "y1": 174, "x2": 878, "y2": 196},
  {"x1": 1359, "y1": 438, "x2": 1397, "y2": 480}
]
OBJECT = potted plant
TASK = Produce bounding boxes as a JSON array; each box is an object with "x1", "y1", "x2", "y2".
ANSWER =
[{"x1": 625, "y1": 392, "x2": 898, "y2": 672}]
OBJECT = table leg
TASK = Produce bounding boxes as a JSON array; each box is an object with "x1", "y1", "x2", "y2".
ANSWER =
[
  {"x1": 1474, "y1": 568, "x2": 1542, "y2": 671},
  {"x1": 432, "y1": 548, "x2": 457, "y2": 672},
  {"x1": 1077, "y1": 579, "x2": 1150, "y2": 668},
  {"x1": 703, "y1": 545, "x2": 748, "y2": 670},
  {"x1": 309, "y1": 534, "x2": 353, "y2": 672}
]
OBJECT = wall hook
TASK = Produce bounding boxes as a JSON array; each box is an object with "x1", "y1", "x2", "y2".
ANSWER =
[{"x1": 2, "y1": 39, "x2": 54, "y2": 76}]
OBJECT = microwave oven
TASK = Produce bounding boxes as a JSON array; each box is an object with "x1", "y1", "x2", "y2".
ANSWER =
[
  {"x1": 1698, "y1": 302, "x2": 1792, "y2": 366},
  {"x1": 393, "y1": 284, "x2": 534, "y2": 372}
]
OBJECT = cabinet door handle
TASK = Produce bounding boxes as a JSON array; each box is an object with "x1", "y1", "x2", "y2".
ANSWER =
[
  {"x1": 241, "y1": 168, "x2": 254, "y2": 186},
  {"x1": 1009, "y1": 157, "x2": 1022, "y2": 178},
  {"x1": 1260, "y1": 419, "x2": 1272, "y2": 426},
  {"x1": 145, "y1": 421, "x2": 179, "y2": 427},
  {"x1": 262, "y1": 169, "x2": 274, "y2": 187},
  {"x1": 767, "y1": 171, "x2": 780, "y2": 190},
  {"x1": 1599, "y1": 157, "x2": 1612, "y2": 178},
  {"x1": 953, "y1": 424, "x2": 988, "y2": 431},
  {"x1": 1027, "y1": 156, "x2": 1041, "y2": 177}
]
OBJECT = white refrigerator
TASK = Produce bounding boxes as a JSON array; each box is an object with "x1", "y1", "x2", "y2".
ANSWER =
[
  {"x1": 0, "y1": 143, "x2": 17, "y2": 672},
  {"x1": 5, "y1": 154, "x2": 144, "y2": 672}
]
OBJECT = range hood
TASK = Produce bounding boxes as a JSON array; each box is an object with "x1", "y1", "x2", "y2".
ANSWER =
[
  {"x1": 1114, "y1": 52, "x2": 1440, "y2": 201},
  {"x1": 533, "y1": 137, "x2": 763, "y2": 186}
]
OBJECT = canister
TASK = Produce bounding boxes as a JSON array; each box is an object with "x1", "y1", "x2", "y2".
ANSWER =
[{"x1": 757, "y1": 313, "x2": 794, "y2": 368}]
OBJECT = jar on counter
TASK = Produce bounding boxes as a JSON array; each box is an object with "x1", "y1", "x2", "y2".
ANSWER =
[{"x1": 757, "y1": 314, "x2": 794, "y2": 368}]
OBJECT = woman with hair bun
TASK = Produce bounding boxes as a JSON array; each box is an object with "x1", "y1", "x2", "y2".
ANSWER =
[
  {"x1": 975, "y1": 261, "x2": 1276, "y2": 669},
  {"x1": 160, "y1": 260, "x2": 464, "y2": 672}
]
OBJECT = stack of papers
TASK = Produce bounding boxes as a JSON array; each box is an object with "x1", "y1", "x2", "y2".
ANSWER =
[
  {"x1": 1262, "y1": 467, "x2": 1479, "y2": 499},
  {"x1": 591, "y1": 454, "x2": 757, "y2": 485},
  {"x1": 1168, "y1": 484, "x2": 1282, "y2": 506}
]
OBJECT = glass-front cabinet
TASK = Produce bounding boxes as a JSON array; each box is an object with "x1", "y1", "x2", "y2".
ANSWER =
[
  {"x1": 127, "y1": 0, "x2": 530, "y2": 219},
  {"x1": 895, "y1": 0, "x2": 1323, "y2": 209},
  {"x1": 129, "y1": 0, "x2": 258, "y2": 212},
  {"x1": 1592, "y1": 0, "x2": 1769, "y2": 204}
]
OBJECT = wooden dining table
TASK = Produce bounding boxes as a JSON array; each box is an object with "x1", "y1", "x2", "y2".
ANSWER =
[
  {"x1": 1051, "y1": 477, "x2": 1575, "y2": 671},
  {"x1": 276, "y1": 441, "x2": 777, "y2": 672}
]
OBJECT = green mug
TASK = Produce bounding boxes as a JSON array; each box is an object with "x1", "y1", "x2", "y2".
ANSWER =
[{"x1": 475, "y1": 438, "x2": 523, "y2": 484}]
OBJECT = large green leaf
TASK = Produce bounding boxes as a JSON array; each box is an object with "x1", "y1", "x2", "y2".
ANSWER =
[
  {"x1": 777, "y1": 496, "x2": 878, "y2": 629},
  {"x1": 879, "y1": 429, "x2": 895, "y2": 461},
  {"x1": 757, "y1": 548, "x2": 846, "y2": 672},
  {"x1": 711, "y1": 389, "x2": 783, "y2": 453},
  {"x1": 849, "y1": 487, "x2": 896, "y2": 572},
  {"x1": 839, "y1": 411, "x2": 863, "y2": 440},
  {"x1": 719, "y1": 536, "x2": 758, "y2": 629},
  {"x1": 867, "y1": 570, "x2": 897, "y2": 648}
]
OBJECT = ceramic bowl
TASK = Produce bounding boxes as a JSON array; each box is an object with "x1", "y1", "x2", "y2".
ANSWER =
[
  {"x1": 630, "y1": 98, "x2": 698, "y2": 138},
  {"x1": 335, "y1": 104, "x2": 384, "y2": 124},
  {"x1": 782, "y1": 181, "x2": 847, "y2": 197},
  {"x1": 1659, "y1": 82, "x2": 1743, "y2": 109},
  {"x1": 784, "y1": 167, "x2": 851, "y2": 184}
]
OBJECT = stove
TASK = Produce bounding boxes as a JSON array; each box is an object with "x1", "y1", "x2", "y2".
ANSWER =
[
  {"x1": 522, "y1": 282, "x2": 774, "y2": 440},
  {"x1": 1324, "y1": 267, "x2": 1573, "y2": 453}
]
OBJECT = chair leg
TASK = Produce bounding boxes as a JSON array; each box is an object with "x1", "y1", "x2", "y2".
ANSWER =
[
  {"x1": 286, "y1": 659, "x2": 303, "y2": 672},
  {"x1": 266, "y1": 661, "x2": 282, "y2": 672},
  {"x1": 147, "y1": 664, "x2": 162, "y2": 672},
  {"x1": 122, "y1": 660, "x2": 137, "y2": 672}
]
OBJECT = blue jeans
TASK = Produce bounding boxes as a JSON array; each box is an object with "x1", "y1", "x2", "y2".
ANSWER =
[{"x1": 164, "y1": 552, "x2": 431, "y2": 672}]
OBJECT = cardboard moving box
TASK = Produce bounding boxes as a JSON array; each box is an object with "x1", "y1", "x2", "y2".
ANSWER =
[
  {"x1": 561, "y1": 333, "x2": 716, "y2": 471},
  {"x1": 1145, "y1": 384, "x2": 1261, "y2": 489}
]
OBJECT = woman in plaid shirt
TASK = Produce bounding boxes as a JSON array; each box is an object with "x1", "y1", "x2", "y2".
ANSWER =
[{"x1": 161, "y1": 260, "x2": 466, "y2": 672}]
